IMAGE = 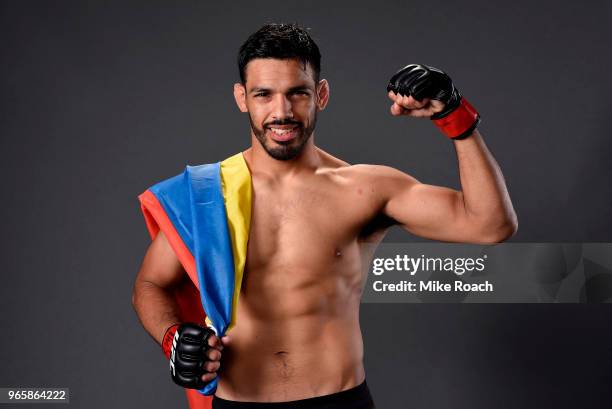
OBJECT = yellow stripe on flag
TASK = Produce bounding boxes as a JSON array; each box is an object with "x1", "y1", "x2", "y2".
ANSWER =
[{"x1": 219, "y1": 152, "x2": 252, "y2": 330}]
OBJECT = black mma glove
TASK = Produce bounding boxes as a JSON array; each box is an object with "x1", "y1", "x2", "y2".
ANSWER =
[
  {"x1": 387, "y1": 63, "x2": 480, "y2": 139},
  {"x1": 162, "y1": 322, "x2": 216, "y2": 389}
]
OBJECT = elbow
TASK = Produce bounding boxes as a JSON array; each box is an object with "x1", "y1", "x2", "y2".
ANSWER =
[
  {"x1": 503, "y1": 210, "x2": 519, "y2": 240},
  {"x1": 131, "y1": 282, "x2": 140, "y2": 311},
  {"x1": 479, "y1": 216, "x2": 518, "y2": 244},
  {"x1": 489, "y1": 221, "x2": 518, "y2": 243}
]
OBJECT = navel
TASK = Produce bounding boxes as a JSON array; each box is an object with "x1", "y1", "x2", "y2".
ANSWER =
[{"x1": 273, "y1": 351, "x2": 293, "y2": 379}]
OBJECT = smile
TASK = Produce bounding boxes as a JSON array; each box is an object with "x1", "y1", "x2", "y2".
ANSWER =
[{"x1": 267, "y1": 126, "x2": 299, "y2": 142}]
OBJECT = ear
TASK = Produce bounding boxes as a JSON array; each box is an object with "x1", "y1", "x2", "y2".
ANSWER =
[
  {"x1": 316, "y1": 79, "x2": 330, "y2": 111},
  {"x1": 233, "y1": 83, "x2": 248, "y2": 112}
]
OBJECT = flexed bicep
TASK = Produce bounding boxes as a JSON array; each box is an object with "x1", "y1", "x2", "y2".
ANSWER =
[
  {"x1": 377, "y1": 166, "x2": 493, "y2": 243},
  {"x1": 384, "y1": 180, "x2": 470, "y2": 242}
]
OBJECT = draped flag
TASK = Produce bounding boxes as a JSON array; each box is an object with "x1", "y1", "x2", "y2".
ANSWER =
[{"x1": 137, "y1": 153, "x2": 251, "y2": 408}]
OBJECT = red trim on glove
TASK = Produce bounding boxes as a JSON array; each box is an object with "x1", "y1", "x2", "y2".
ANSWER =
[
  {"x1": 432, "y1": 97, "x2": 479, "y2": 139},
  {"x1": 162, "y1": 324, "x2": 180, "y2": 359}
]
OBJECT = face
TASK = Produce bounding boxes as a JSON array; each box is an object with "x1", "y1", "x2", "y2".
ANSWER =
[{"x1": 234, "y1": 58, "x2": 329, "y2": 161}]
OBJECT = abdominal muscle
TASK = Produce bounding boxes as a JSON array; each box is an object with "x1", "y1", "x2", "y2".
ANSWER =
[{"x1": 214, "y1": 262, "x2": 366, "y2": 402}]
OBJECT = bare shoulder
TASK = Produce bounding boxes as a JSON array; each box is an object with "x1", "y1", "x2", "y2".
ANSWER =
[
  {"x1": 314, "y1": 150, "x2": 420, "y2": 210},
  {"x1": 343, "y1": 164, "x2": 418, "y2": 181},
  {"x1": 317, "y1": 150, "x2": 419, "y2": 190}
]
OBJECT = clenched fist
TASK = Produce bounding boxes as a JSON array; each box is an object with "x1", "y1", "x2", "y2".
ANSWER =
[
  {"x1": 162, "y1": 323, "x2": 227, "y2": 389},
  {"x1": 386, "y1": 63, "x2": 480, "y2": 139}
]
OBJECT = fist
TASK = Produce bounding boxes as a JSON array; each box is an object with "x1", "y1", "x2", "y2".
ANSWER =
[
  {"x1": 168, "y1": 323, "x2": 225, "y2": 389},
  {"x1": 386, "y1": 64, "x2": 460, "y2": 118}
]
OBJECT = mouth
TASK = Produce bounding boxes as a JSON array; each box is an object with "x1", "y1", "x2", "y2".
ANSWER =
[{"x1": 266, "y1": 125, "x2": 300, "y2": 142}]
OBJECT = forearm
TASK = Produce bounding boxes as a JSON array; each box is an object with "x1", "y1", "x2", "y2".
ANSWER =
[
  {"x1": 132, "y1": 280, "x2": 182, "y2": 345},
  {"x1": 454, "y1": 129, "x2": 517, "y2": 237}
]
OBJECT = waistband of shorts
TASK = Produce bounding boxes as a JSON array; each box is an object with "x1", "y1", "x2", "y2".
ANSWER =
[{"x1": 212, "y1": 380, "x2": 373, "y2": 409}]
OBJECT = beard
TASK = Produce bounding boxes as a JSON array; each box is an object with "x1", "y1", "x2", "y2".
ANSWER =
[{"x1": 248, "y1": 112, "x2": 317, "y2": 161}]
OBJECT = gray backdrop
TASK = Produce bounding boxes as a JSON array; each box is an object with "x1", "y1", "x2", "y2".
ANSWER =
[{"x1": 2, "y1": 1, "x2": 611, "y2": 408}]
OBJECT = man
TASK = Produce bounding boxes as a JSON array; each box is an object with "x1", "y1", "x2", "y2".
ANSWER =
[{"x1": 132, "y1": 23, "x2": 517, "y2": 409}]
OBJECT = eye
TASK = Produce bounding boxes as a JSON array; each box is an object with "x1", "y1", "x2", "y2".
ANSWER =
[{"x1": 254, "y1": 93, "x2": 268, "y2": 98}]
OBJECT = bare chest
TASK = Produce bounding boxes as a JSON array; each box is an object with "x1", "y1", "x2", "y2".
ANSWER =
[
  {"x1": 235, "y1": 175, "x2": 380, "y2": 321},
  {"x1": 245, "y1": 177, "x2": 378, "y2": 270}
]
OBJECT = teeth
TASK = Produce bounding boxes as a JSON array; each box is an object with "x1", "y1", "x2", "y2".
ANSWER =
[{"x1": 269, "y1": 127, "x2": 295, "y2": 135}]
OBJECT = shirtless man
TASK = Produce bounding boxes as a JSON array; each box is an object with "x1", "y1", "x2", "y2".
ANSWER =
[{"x1": 132, "y1": 23, "x2": 517, "y2": 408}]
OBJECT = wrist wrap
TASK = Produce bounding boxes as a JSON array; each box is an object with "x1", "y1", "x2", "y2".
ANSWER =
[
  {"x1": 162, "y1": 323, "x2": 180, "y2": 359},
  {"x1": 431, "y1": 97, "x2": 480, "y2": 140}
]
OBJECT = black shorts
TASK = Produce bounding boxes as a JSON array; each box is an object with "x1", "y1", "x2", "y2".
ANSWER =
[{"x1": 211, "y1": 381, "x2": 376, "y2": 409}]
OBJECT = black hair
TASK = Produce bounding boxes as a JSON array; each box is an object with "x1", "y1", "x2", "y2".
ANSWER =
[{"x1": 237, "y1": 23, "x2": 321, "y2": 84}]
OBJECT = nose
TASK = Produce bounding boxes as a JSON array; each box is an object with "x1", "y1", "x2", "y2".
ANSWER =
[{"x1": 271, "y1": 94, "x2": 294, "y2": 120}]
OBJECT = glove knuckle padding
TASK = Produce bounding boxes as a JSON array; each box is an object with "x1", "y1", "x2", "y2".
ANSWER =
[
  {"x1": 180, "y1": 324, "x2": 207, "y2": 339},
  {"x1": 177, "y1": 373, "x2": 200, "y2": 389},
  {"x1": 387, "y1": 64, "x2": 460, "y2": 114},
  {"x1": 170, "y1": 323, "x2": 215, "y2": 389},
  {"x1": 178, "y1": 341, "x2": 204, "y2": 354},
  {"x1": 175, "y1": 354, "x2": 201, "y2": 371}
]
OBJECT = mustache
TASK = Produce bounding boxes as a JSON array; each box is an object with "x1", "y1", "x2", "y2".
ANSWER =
[{"x1": 264, "y1": 119, "x2": 302, "y2": 128}]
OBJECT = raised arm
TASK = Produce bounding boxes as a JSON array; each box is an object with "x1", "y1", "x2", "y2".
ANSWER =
[
  {"x1": 380, "y1": 130, "x2": 517, "y2": 243},
  {"x1": 381, "y1": 63, "x2": 518, "y2": 243}
]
